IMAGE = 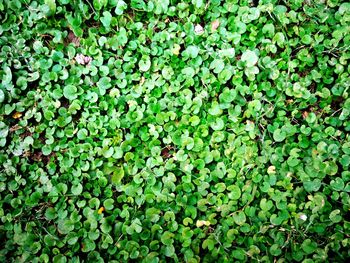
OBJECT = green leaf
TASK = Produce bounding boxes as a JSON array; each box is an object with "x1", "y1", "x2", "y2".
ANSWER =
[
  {"x1": 44, "y1": 0, "x2": 56, "y2": 16},
  {"x1": 228, "y1": 185, "x2": 241, "y2": 200},
  {"x1": 262, "y1": 23, "x2": 275, "y2": 37},
  {"x1": 115, "y1": 0, "x2": 127, "y2": 15},
  {"x1": 102, "y1": 147, "x2": 114, "y2": 158},
  {"x1": 82, "y1": 238, "x2": 96, "y2": 252},
  {"x1": 219, "y1": 88, "x2": 236, "y2": 104},
  {"x1": 42, "y1": 145, "x2": 52, "y2": 156},
  {"x1": 146, "y1": 207, "x2": 161, "y2": 222},
  {"x1": 185, "y1": 45, "x2": 199, "y2": 58},
  {"x1": 45, "y1": 207, "x2": 57, "y2": 220},
  {"x1": 208, "y1": 101, "x2": 222, "y2": 116},
  {"x1": 161, "y1": 231, "x2": 174, "y2": 246},
  {"x1": 97, "y1": 77, "x2": 112, "y2": 95},
  {"x1": 233, "y1": 211, "x2": 246, "y2": 225},
  {"x1": 210, "y1": 118, "x2": 225, "y2": 131},
  {"x1": 241, "y1": 50, "x2": 258, "y2": 67},
  {"x1": 71, "y1": 183, "x2": 83, "y2": 195},
  {"x1": 330, "y1": 178, "x2": 344, "y2": 191},
  {"x1": 301, "y1": 239, "x2": 317, "y2": 254},
  {"x1": 139, "y1": 57, "x2": 151, "y2": 72},
  {"x1": 100, "y1": 11, "x2": 112, "y2": 29},
  {"x1": 93, "y1": 0, "x2": 107, "y2": 10},
  {"x1": 329, "y1": 209, "x2": 342, "y2": 223},
  {"x1": 219, "y1": 48, "x2": 235, "y2": 58},
  {"x1": 181, "y1": 67, "x2": 195, "y2": 77},
  {"x1": 162, "y1": 66, "x2": 174, "y2": 80},
  {"x1": 63, "y1": 85, "x2": 78, "y2": 100},
  {"x1": 0, "y1": 89, "x2": 4, "y2": 103},
  {"x1": 164, "y1": 244, "x2": 175, "y2": 257},
  {"x1": 232, "y1": 249, "x2": 246, "y2": 260},
  {"x1": 2, "y1": 66, "x2": 12, "y2": 85},
  {"x1": 53, "y1": 255, "x2": 67, "y2": 263},
  {"x1": 192, "y1": 0, "x2": 204, "y2": 9},
  {"x1": 273, "y1": 32, "x2": 285, "y2": 47},
  {"x1": 210, "y1": 59, "x2": 225, "y2": 74},
  {"x1": 103, "y1": 199, "x2": 114, "y2": 210},
  {"x1": 270, "y1": 244, "x2": 282, "y2": 256},
  {"x1": 111, "y1": 167, "x2": 124, "y2": 184},
  {"x1": 273, "y1": 129, "x2": 286, "y2": 142},
  {"x1": 260, "y1": 198, "x2": 273, "y2": 211},
  {"x1": 202, "y1": 238, "x2": 215, "y2": 251},
  {"x1": 303, "y1": 179, "x2": 321, "y2": 192},
  {"x1": 57, "y1": 219, "x2": 74, "y2": 234}
]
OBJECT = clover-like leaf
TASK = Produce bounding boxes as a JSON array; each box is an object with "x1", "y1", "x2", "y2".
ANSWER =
[
  {"x1": 301, "y1": 239, "x2": 317, "y2": 255},
  {"x1": 273, "y1": 129, "x2": 286, "y2": 142},
  {"x1": 93, "y1": 0, "x2": 107, "y2": 10},
  {"x1": 241, "y1": 50, "x2": 258, "y2": 67},
  {"x1": 71, "y1": 183, "x2": 83, "y2": 195},
  {"x1": 139, "y1": 57, "x2": 151, "y2": 72},
  {"x1": 232, "y1": 211, "x2": 246, "y2": 225},
  {"x1": 228, "y1": 185, "x2": 241, "y2": 200},
  {"x1": 111, "y1": 167, "x2": 124, "y2": 184},
  {"x1": 114, "y1": 0, "x2": 127, "y2": 15},
  {"x1": 0, "y1": 89, "x2": 5, "y2": 103},
  {"x1": 101, "y1": 11, "x2": 112, "y2": 29},
  {"x1": 63, "y1": 85, "x2": 78, "y2": 100}
]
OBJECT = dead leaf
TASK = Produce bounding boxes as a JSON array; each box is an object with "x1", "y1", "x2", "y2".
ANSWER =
[
  {"x1": 172, "y1": 44, "x2": 181, "y2": 55},
  {"x1": 23, "y1": 151, "x2": 31, "y2": 157},
  {"x1": 211, "y1": 20, "x2": 220, "y2": 31},
  {"x1": 67, "y1": 31, "x2": 80, "y2": 47},
  {"x1": 267, "y1": 166, "x2": 276, "y2": 174},
  {"x1": 10, "y1": 124, "x2": 20, "y2": 132},
  {"x1": 161, "y1": 146, "x2": 174, "y2": 159},
  {"x1": 98, "y1": 207, "x2": 105, "y2": 214},
  {"x1": 12, "y1": 112, "x2": 22, "y2": 119},
  {"x1": 196, "y1": 220, "x2": 211, "y2": 227},
  {"x1": 140, "y1": 76, "x2": 145, "y2": 85},
  {"x1": 302, "y1": 111, "x2": 309, "y2": 119}
]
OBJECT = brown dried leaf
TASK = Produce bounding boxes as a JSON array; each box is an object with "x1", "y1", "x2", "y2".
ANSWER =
[
  {"x1": 161, "y1": 146, "x2": 174, "y2": 159},
  {"x1": 302, "y1": 111, "x2": 309, "y2": 119},
  {"x1": 67, "y1": 31, "x2": 80, "y2": 47},
  {"x1": 211, "y1": 20, "x2": 220, "y2": 31},
  {"x1": 10, "y1": 124, "x2": 21, "y2": 132}
]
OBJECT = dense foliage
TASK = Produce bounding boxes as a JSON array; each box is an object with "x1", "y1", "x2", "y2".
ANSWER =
[{"x1": 1, "y1": 0, "x2": 350, "y2": 262}]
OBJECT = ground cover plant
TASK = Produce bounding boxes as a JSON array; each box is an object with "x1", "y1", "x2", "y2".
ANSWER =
[{"x1": 1, "y1": 0, "x2": 350, "y2": 262}]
